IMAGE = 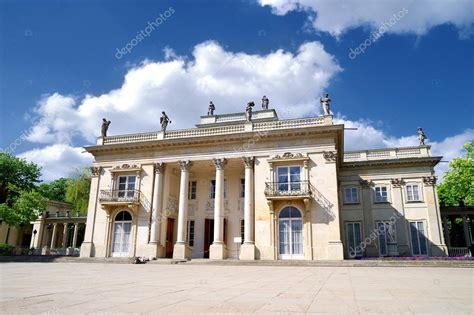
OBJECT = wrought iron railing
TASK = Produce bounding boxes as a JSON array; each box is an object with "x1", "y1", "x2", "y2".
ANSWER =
[
  {"x1": 447, "y1": 247, "x2": 472, "y2": 257},
  {"x1": 264, "y1": 180, "x2": 312, "y2": 197},
  {"x1": 99, "y1": 189, "x2": 141, "y2": 203}
]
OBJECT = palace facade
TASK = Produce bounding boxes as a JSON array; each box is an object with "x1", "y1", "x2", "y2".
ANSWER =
[{"x1": 80, "y1": 109, "x2": 447, "y2": 260}]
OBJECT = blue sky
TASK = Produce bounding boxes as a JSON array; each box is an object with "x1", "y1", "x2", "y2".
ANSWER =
[{"x1": 0, "y1": 0, "x2": 473, "y2": 181}]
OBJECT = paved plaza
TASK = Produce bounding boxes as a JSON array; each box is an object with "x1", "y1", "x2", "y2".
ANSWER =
[{"x1": 0, "y1": 262, "x2": 473, "y2": 314}]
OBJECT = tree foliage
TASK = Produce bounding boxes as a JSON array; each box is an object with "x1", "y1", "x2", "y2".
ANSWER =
[
  {"x1": 0, "y1": 189, "x2": 47, "y2": 227},
  {"x1": 65, "y1": 168, "x2": 91, "y2": 214},
  {"x1": 38, "y1": 178, "x2": 68, "y2": 202},
  {"x1": 437, "y1": 140, "x2": 474, "y2": 207},
  {"x1": 0, "y1": 153, "x2": 41, "y2": 205}
]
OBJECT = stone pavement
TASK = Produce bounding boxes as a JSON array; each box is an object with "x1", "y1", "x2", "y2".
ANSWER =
[{"x1": 0, "y1": 263, "x2": 472, "y2": 314}]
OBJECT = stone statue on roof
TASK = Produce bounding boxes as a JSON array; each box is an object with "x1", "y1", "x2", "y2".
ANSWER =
[
  {"x1": 320, "y1": 93, "x2": 331, "y2": 116},
  {"x1": 208, "y1": 101, "x2": 215, "y2": 116},
  {"x1": 101, "y1": 118, "x2": 111, "y2": 137},
  {"x1": 418, "y1": 127, "x2": 427, "y2": 146},
  {"x1": 160, "y1": 111, "x2": 171, "y2": 132},
  {"x1": 245, "y1": 102, "x2": 255, "y2": 122},
  {"x1": 261, "y1": 95, "x2": 269, "y2": 110}
]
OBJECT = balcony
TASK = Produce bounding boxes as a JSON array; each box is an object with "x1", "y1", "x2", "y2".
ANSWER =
[
  {"x1": 264, "y1": 181, "x2": 312, "y2": 200},
  {"x1": 99, "y1": 189, "x2": 141, "y2": 205}
]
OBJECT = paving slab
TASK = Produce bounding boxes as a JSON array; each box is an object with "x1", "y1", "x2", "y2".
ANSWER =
[{"x1": 0, "y1": 263, "x2": 472, "y2": 314}]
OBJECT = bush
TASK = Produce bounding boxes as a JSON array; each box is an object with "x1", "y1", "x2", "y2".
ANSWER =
[{"x1": 0, "y1": 243, "x2": 14, "y2": 256}]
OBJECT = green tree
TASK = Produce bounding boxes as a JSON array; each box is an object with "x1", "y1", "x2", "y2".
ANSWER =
[
  {"x1": 0, "y1": 153, "x2": 41, "y2": 205},
  {"x1": 437, "y1": 140, "x2": 474, "y2": 206},
  {"x1": 65, "y1": 168, "x2": 91, "y2": 214},
  {"x1": 38, "y1": 178, "x2": 68, "y2": 202},
  {"x1": 0, "y1": 189, "x2": 47, "y2": 227}
]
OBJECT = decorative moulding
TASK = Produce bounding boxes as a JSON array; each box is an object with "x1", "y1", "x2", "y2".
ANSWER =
[
  {"x1": 268, "y1": 152, "x2": 309, "y2": 163},
  {"x1": 110, "y1": 163, "x2": 142, "y2": 173}
]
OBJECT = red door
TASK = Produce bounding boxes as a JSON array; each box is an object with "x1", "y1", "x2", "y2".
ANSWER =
[
  {"x1": 165, "y1": 218, "x2": 175, "y2": 258},
  {"x1": 203, "y1": 219, "x2": 214, "y2": 258}
]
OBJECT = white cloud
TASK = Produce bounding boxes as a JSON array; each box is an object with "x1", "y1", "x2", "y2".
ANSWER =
[
  {"x1": 258, "y1": 0, "x2": 474, "y2": 38},
  {"x1": 18, "y1": 144, "x2": 93, "y2": 182},
  {"x1": 26, "y1": 41, "x2": 341, "y2": 146}
]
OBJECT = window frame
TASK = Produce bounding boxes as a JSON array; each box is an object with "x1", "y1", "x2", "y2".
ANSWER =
[
  {"x1": 405, "y1": 183, "x2": 423, "y2": 202},
  {"x1": 240, "y1": 178, "x2": 245, "y2": 198},
  {"x1": 345, "y1": 221, "x2": 364, "y2": 258},
  {"x1": 409, "y1": 220, "x2": 428, "y2": 256},
  {"x1": 343, "y1": 186, "x2": 360, "y2": 204},
  {"x1": 188, "y1": 180, "x2": 197, "y2": 200},
  {"x1": 276, "y1": 165, "x2": 302, "y2": 192},
  {"x1": 374, "y1": 185, "x2": 389, "y2": 203},
  {"x1": 116, "y1": 175, "x2": 137, "y2": 198}
]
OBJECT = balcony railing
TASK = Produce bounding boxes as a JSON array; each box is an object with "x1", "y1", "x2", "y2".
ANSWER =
[
  {"x1": 264, "y1": 181, "x2": 312, "y2": 198},
  {"x1": 99, "y1": 189, "x2": 141, "y2": 204}
]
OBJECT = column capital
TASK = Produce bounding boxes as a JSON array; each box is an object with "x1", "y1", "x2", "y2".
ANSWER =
[
  {"x1": 178, "y1": 160, "x2": 192, "y2": 171},
  {"x1": 242, "y1": 156, "x2": 254, "y2": 168},
  {"x1": 154, "y1": 162, "x2": 166, "y2": 174},
  {"x1": 422, "y1": 176, "x2": 437, "y2": 186},
  {"x1": 213, "y1": 158, "x2": 227, "y2": 170},
  {"x1": 90, "y1": 166, "x2": 102, "y2": 177},
  {"x1": 390, "y1": 178, "x2": 404, "y2": 188}
]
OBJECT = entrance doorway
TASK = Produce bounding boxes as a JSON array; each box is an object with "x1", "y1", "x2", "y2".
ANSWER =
[
  {"x1": 165, "y1": 218, "x2": 175, "y2": 258},
  {"x1": 278, "y1": 206, "x2": 304, "y2": 259},
  {"x1": 112, "y1": 211, "x2": 132, "y2": 257},
  {"x1": 203, "y1": 219, "x2": 214, "y2": 258}
]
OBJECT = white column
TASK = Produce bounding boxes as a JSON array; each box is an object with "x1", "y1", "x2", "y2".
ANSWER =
[
  {"x1": 173, "y1": 160, "x2": 192, "y2": 260},
  {"x1": 72, "y1": 223, "x2": 79, "y2": 248},
  {"x1": 210, "y1": 158, "x2": 227, "y2": 259},
  {"x1": 50, "y1": 223, "x2": 58, "y2": 249},
  {"x1": 150, "y1": 163, "x2": 165, "y2": 244},
  {"x1": 62, "y1": 223, "x2": 68, "y2": 248},
  {"x1": 240, "y1": 157, "x2": 256, "y2": 260},
  {"x1": 243, "y1": 157, "x2": 254, "y2": 244}
]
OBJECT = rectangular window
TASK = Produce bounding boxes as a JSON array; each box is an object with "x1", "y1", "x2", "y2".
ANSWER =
[
  {"x1": 374, "y1": 186, "x2": 388, "y2": 203},
  {"x1": 410, "y1": 221, "x2": 428, "y2": 255},
  {"x1": 344, "y1": 187, "x2": 359, "y2": 204},
  {"x1": 210, "y1": 180, "x2": 227, "y2": 199},
  {"x1": 346, "y1": 222, "x2": 363, "y2": 258},
  {"x1": 406, "y1": 184, "x2": 421, "y2": 202},
  {"x1": 277, "y1": 166, "x2": 301, "y2": 191},
  {"x1": 188, "y1": 181, "x2": 197, "y2": 200},
  {"x1": 240, "y1": 179, "x2": 245, "y2": 198},
  {"x1": 187, "y1": 220, "x2": 195, "y2": 247},
  {"x1": 240, "y1": 219, "x2": 245, "y2": 244},
  {"x1": 117, "y1": 175, "x2": 136, "y2": 198}
]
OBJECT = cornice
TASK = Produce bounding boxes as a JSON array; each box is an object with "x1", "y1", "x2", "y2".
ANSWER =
[{"x1": 341, "y1": 156, "x2": 442, "y2": 169}]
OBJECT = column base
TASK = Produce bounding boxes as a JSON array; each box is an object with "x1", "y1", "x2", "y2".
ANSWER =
[
  {"x1": 144, "y1": 243, "x2": 165, "y2": 259},
  {"x1": 327, "y1": 241, "x2": 344, "y2": 260},
  {"x1": 431, "y1": 244, "x2": 448, "y2": 256},
  {"x1": 173, "y1": 242, "x2": 192, "y2": 260},
  {"x1": 239, "y1": 243, "x2": 256, "y2": 260},
  {"x1": 210, "y1": 242, "x2": 227, "y2": 260},
  {"x1": 80, "y1": 242, "x2": 95, "y2": 257}
]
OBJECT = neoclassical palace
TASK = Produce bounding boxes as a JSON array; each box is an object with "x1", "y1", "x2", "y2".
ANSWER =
[{"x1": 80, "y1": 109, "x2": 447, "y2": 260}]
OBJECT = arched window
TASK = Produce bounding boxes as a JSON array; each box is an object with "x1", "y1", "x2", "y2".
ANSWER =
[
  {"x1": 112, "y1": 211, "x2": 132, "y2": 257},
  {"x1": 278, "y1": 206, "x2": 303, "y2": 259}
]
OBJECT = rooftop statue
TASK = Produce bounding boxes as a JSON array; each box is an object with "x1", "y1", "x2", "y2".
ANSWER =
[
  {"x1": 160, "y1": 111, "x2": 171, "y2": 132},
  {"x1": 418, "y1": 127, "x2": 427, "y2": 146},
  {"x1": 101, "y1": 118, "x2": 111, "y2": 137},
  {"x1": 245, "y1": 102, "x2": 255, "y2": 122},
  {"x1": 320, "y1": 93, "x2": 331, "y2": 116},
  {"x1": 261, "y1": 95, "x2": 269, "y2": 110},
  {"x1": 208, "y1": 101, "x2": 215, "y2": 116}
]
